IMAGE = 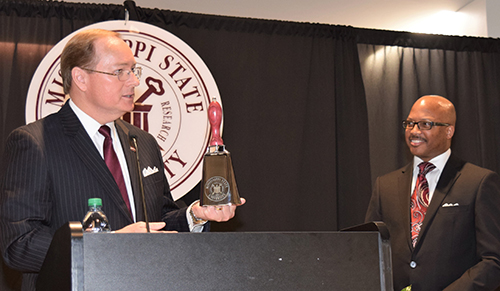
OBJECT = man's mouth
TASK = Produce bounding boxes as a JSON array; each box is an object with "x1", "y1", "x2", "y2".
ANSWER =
[
  {"x1": 409, "y1": 135, "x2": 426, "y2": 146},
  {"x1": 123, "y1": 93, "x2": 134, "y2": 99}
]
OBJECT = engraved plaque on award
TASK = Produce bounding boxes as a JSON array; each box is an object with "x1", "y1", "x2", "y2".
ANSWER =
[{"x1": 200, "y1": 99, "x2": 241, "y2": 206}]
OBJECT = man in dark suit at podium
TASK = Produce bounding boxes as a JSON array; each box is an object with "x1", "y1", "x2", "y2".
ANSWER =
[
  {"x1": 0, "y1": 28, "x2": 245, "y2": 291},
  {"x1": 366, "y1": 95, "x2": 500, "y2": 291}
]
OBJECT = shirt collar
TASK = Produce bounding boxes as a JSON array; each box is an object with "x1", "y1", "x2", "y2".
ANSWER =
[
  {"x1": 68, "y1": 98, "x2": 115, "y2": 137},
  {"x1": 413, "y1": 148, "x2": 451, "y2": 174}
]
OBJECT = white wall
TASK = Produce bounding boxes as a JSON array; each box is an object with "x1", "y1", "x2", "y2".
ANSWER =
[
  {"x1": 64, "y1": 0, "x2": 499, "y2": 38},
  {"x1": 487, "y1": 0, "x2": 500, "y2": 37}
]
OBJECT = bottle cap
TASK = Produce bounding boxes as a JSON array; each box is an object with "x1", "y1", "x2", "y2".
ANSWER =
[{"x1": 88, "y1": 198, "x2": 102, "y2": 207}]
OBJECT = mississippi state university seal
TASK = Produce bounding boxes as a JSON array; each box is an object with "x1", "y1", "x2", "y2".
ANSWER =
[
  {"x1": 204, "y1": 176, "x2": 230, "y2": 202},
  {"x1": 25, "y1": 20, "x2": 222, "y2": 200}
]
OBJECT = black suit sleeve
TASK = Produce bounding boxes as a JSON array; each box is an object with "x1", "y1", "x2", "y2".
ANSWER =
[
  {"x1": 365, "y1": 176, "x2": 383, "y2": 223},
  {"x1": 155, "y1": 142, "x2": 191, "y2": 232},
  {"x1": 0, "y1": 127, "x2": 53, "y2": 272}
]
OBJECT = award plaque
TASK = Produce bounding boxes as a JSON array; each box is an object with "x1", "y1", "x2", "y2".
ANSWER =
[{"x1": 200, "y1": 99, "x2": 241, "y2": 206}]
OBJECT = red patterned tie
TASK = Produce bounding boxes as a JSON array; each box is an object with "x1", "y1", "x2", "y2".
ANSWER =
[
  {"x1": 99, "y1": 125, "x2": 131, "y2": 214},
  {"x1": 410, "y1": 162, "x2": 436, "y2": 247}
]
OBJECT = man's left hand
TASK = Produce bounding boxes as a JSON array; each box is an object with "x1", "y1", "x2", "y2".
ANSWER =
[{"x1": 191, "y1": 198, "x2": 246, "y2": 222}]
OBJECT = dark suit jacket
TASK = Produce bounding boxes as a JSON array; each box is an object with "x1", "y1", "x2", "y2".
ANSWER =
[
  {"x1": 0, "y1": 102, "x2": 190, "y2": 289},
  {"x1": 366, "y1": 154, "x2": 500, "y2": 291}
]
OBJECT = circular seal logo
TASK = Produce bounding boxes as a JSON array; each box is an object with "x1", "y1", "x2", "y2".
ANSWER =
[
  {"x1": 204, "y1": 176, "x2": 230, "y2": 202},
  {"x1": 26, "y1": 20, "x2": 222, "y2": 201}
]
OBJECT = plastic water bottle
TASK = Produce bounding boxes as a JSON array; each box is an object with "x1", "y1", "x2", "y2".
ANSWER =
[{"x1": 82, "y1": 198, "x2": 111, "y2": 232}]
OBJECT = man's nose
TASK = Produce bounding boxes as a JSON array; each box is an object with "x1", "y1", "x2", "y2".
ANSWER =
[
  {"x1": 410, "y1": 125, "x2": 421, "y2": 133},
  {"x1": 129, "y1": 73, "x2": 140, "y2": 87}
]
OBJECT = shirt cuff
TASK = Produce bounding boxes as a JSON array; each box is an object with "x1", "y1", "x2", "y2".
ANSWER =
[{"x1": 186, "y1": 200, "x2": 207, "y2": 232}]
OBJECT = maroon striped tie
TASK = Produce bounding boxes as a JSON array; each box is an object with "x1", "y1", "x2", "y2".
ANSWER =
[
  {"x1": 99, "y1": 125, "x2": 131, "y2": 215},
  {"x1": 410, "y1": 162, "x2": 435, "y2": 247}
]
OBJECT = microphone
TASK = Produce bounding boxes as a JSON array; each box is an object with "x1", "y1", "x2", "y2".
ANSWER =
[{"x1": 130, "y1": 135, "x2": 150, "y2": 233}]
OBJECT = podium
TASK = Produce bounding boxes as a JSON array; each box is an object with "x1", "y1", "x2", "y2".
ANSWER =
[{"x1": 36, "y1": 222, "x2": 392, "y2": 290}]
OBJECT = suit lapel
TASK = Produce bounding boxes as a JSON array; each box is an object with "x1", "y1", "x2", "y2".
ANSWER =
[
  {"x1": 59, "y1": 103, "x2": 133, "y2": 223},
  {"x1": 398, "y1": 164, "x2": 414, "y2": 249},
  {"x1": 414, "y1": 154, "x2": 463, "y2": 250}
]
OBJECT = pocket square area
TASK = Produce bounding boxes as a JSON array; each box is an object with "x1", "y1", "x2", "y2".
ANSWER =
[
  {"x1": 442, "y1": 202, "x2": 459, "y2": 207},
  {"x1": 142, "y1": 166, "x2": 159, "y2": 177}
]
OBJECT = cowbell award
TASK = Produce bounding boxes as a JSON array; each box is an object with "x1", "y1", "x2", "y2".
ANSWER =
[{"x1": 200, "y1": 99, "x2": 241, "y2": 206}]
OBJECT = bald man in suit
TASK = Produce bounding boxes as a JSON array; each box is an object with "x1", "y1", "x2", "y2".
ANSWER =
[
  {"x1": 366, "y1": 95, "x2": 500, "y2": 291},
  {"x1": 0, "y1": 29, "x2": 244, "y2": 290}
]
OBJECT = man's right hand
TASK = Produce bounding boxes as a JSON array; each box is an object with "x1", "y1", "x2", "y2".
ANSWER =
[{"x1": 114, "y1": 221, "x2": 177, "y2": 233}]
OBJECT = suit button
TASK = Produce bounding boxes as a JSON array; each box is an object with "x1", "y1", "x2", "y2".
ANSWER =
[{"x1": 410, "y1": 261, "x2": 417, "y2": 268}]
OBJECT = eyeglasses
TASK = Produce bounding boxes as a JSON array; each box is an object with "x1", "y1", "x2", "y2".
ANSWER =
[
  {"x1": 402, "y1": 120, "x2": 451, "y2": 130},
  {"x1": 83, "y1": 66, "x2": 142, "y2": 81}
]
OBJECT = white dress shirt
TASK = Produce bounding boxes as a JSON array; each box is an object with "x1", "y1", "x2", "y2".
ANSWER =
[{"x1": 411, "y1": 148, "x2": 452, "y2": 202}]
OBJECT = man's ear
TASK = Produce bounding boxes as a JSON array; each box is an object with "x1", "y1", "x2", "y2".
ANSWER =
[
  {"x1": 446, "y1": 125, "x2": 455, "y2": 139},
  {"x1": 71, "y1": 67, "x2": 88, "y2": 92}
]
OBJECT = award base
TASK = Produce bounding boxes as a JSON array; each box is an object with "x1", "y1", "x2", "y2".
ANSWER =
[{"x1": 200, "y1": 145, "x2": 241, "y2": 206}]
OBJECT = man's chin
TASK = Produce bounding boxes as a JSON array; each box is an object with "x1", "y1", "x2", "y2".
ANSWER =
[
  {"x1": 409, "y1": 147, "x2": 426, "y2": 158},
  {"x1": 121, "y1": 103, "x2": 135, "y2": 113}
]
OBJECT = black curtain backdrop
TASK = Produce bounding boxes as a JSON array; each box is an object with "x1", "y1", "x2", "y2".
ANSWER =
[{"x1": 2, "y1": 1, "x2": 500, "y2": 290}]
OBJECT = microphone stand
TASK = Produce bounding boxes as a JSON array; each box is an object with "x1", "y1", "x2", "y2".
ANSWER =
[{"x1": 131, "y1": 136, "x2": 150, "y2": 233}]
